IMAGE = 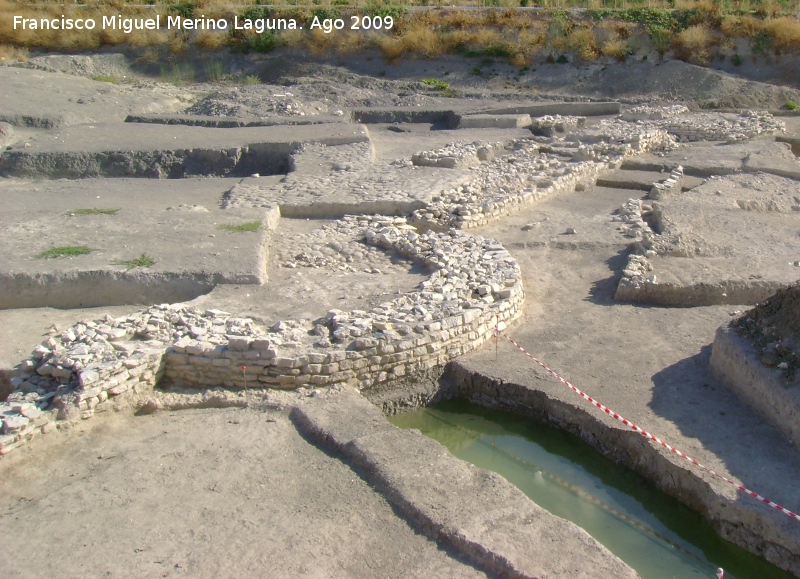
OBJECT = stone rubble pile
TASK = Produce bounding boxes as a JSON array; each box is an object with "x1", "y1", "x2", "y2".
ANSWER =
[
  {"x1": 0, "y1": 305, "x2": 268, "y2": 454},
  {"x1": 621, "y1": 105, "x2": 689, "y2": 122},
  {"x1": 617, "y1": 254, "x2": 656, "y2": 292},
  {"x1": 412, "y1": 126, "x2": 677, "y2": 231},
  {"x1": 530, "y1": 115, "x2": 585, "y2": 137},
  {"x1": 223, "y1": 155, "x2": 470, "y2": 211},
  {"x1": 225, "y1": 118, "x2": 683, "y2": 226},
  {"x1": 277, "y1": 216, "x2": 412, "y2": 275},
  {"x1": 613, "y1": 198, "x2": 659, "y2": 245},
  {"x1": 186, "y1": 87, "x2": 319, "y2": 118},
  {"x1": 636, "y1": 111, "x2": 784, "y2": 143},
  {"x1": 411, "y1": 140, "x2": 503, "y2": 169},
  {"x1": 1, "y1": 216, "x2": 523, "y2": 455},
  {"x1": 567, "y1": 119, "x2": 678, "y2": 153},
  {"x1": 615, "y1": 166, "x2": 688, "y2": 296},
  {"x1": 168, "y1": 215, "x2": 522, "y2": 390}
]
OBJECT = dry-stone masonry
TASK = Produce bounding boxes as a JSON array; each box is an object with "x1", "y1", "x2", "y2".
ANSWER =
[
  {"x1": 411, "y1": 140, "x2": 504, "y2": 169},
  {"x1": 412, "y1": 124, "x2": 677, "y2": 231},
  {"x1": 649, "y1": 165, "x2": 685, "y2": 200},
  {"x1": 632, "y1": 110, "x2": 784, "y2": 143},
  {"x1": 529, "y1": 115, "x2": 585, "y2": 137},
  {"x1": 1, "y1": 215, "x2": 522, "y2": 455},
  {"x1": 621, "y1": 105, "x2": 689, "y2": 122}
]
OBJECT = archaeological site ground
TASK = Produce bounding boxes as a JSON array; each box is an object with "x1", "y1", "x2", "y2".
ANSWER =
[{"x1": 1, "y1": 5, "x2": 800, "y2": 576}]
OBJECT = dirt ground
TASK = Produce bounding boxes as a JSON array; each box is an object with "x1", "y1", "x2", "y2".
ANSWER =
[
  {"x1": 2, "y1": 48, "x2": 800, "y2": 578},
  {"x1": 0, "y1": 404, "x2": 485, "y2": 578}
]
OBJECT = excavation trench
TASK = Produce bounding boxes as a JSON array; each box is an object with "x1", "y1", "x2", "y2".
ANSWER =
[
  {"x1": 367, "y1": 360, "x2": 800, "y2": 577},
  {"x1": 0, "y1": 271, "x2": 222, "y2": 310},
  {"x1": 0, "y1": 145, "x2": 294, "y2": 179},
  {"x1": 389, "y1": 400, "x2": 793, "y2": 579}
]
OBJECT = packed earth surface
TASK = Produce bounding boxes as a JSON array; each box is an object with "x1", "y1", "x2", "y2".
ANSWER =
[{"x1": 2, "y1": 50, "x2": 800, "y2": 578}]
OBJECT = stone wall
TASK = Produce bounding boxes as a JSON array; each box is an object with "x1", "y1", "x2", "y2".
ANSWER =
[
  {"x1": 1, "y1": 215, "x2": 523, "y2": 455},
  {"x1": 411, "y1": 140, "x2": 503, "y2": 169},
  {"x1": 649, "y1": 165, "x2": 684, "y2": 200},
  {"x1": 412, "y1": 125, "x2": 675, "y2": 231},
  {"x1": 636, "y1": 110, "x2": 784, "y2": 143},
  {"x1": 165, "y1": 216, "x2": 523, "y2": 391},
  {"x1": 529, "y1": 115, "x2": 585, "y2": 137}
]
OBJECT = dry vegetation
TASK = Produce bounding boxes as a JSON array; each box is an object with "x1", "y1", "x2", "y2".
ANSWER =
[{"x1": 0, "y1": 0, "x2": 798, "y2": 68}]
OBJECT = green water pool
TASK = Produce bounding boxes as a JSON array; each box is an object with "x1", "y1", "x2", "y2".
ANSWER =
[{"x1": 389, "y1": 401, "x2": 792, "y2": 579}]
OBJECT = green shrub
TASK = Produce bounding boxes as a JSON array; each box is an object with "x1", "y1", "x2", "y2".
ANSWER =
[
  {"x1": 160, "y1": 63, "x2": 195, "y2": 85},
  {"x1": 310, "y1": 7, "x2": 341, "y2": 23},
  {"x1": 241, "y1": 6, "x2": 271, "y2": 22},
  {"x1": 204, "y1": 60, "x2": 225, "y2": 83},
  {"x1": 786, "y1": 101, "x2": 799, "y2": 110},
  {"x1": 364, "y1": 4, "x2": 409, "y2": 19},
  {"x1": 421, "y1": 77, "x2": 449, "y2": 90},
  {"x1": 752, "y1": 28, "x2": 774, "y2": 55},
  {"x1": 247, "y1": 32, "x2": 280, "y2": 53},
  {"x1": 168, "y1": 1, "x2": 196, "y2": 19}
]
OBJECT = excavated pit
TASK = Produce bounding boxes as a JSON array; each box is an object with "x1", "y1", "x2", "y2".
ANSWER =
[
  {"x1": 0, "y1": 271, "x2": 218, "y2": 310},
  {"x1": 0, "y1": 145, "x2": 293, "y2": 180}
]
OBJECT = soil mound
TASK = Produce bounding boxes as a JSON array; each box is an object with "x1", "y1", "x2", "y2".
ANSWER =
[{"x1": 734, "y1": 282, "x2": 800, "y2": 376}]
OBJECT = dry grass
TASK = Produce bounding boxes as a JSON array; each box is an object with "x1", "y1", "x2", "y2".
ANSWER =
[
  {"x1": 438, "y1": 9, "x2": 484, "y2": 30},
  {"x1": 564, "y1": 27, "x2": 600, "y2": 61},
  {"x1": 764, "y1": 17, "x2": 800, "y2": 54},
  {"x1": 376, "y1": 25, "x2": 444, "y2": 61},
  {"x1": 508, "y1": 28, "x2": 545, "y2": 65},
  {"x1": 193, "y1": 30, "x2": 229, "y2": 50},
  {"x1": 602, "y1": 38, "x2": 630, "y2": 61},
  {"x1": 0, "y1": 44, "x2": 28, "y2": 62},
  {"x1": 721, "y1": 15, "x2": 764, "y2": 38},
  {"x1": 673, "y1": 24, "x2": 715, "y2": 65},
  {"x1": 390, "y1": 25, "x2": 443, "y2": 59},
  {"x1": 375, "y1": 35, "x2": 405, "y2": 62},
  {"x1": 1, "y1": 2, "x2": 797, "y2": 70}
]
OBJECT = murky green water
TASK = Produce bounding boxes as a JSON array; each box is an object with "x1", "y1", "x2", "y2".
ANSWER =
[{"x1": 389, "y1": 401, "x2": 793, "y2": 579}]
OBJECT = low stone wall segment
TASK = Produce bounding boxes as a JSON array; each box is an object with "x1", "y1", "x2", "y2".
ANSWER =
[
  {"x1": 411, "y1": 122, "x2": 676, "y2": 231},
  {"x1": 1, "y1": 215, "x2": 523, "y2": 455}
]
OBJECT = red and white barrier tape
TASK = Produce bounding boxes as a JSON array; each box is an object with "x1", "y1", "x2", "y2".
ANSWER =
[{"x1": 495, "y1": 330, "x2": 799, "y2": 522}]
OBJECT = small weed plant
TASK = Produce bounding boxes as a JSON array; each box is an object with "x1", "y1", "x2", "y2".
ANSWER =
[
  {"x1": 91, "y1": 75, "x2": 119, "y2": 84},
  {"x1": 420, "y1": 78, "x2": 450, "y2": 90},
  {"x1": 37, "y1": 246, "x2": 92, "y2": 259},
  {"x1": 114, "y1": 253, "x2": 157, "y2": 270},
  {"x1": 420, "y1": 77, "x2": 458, "y2": 97},
  {"x1": 217, "y1": 221, "x2": 262, "y2": 233}
]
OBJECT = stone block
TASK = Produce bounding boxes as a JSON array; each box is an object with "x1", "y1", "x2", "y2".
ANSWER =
[{"x1": 227, "y1": 338, "x2": 251, "y2": 351}]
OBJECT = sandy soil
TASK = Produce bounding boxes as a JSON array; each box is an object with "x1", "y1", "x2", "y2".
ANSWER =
[{"x1": 0, "y1": 404, "x2": 485, "y2": 579}]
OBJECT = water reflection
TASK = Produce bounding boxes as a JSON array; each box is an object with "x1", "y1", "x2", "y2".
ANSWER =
[{"x1": 390, "y1": 401, "x2": 793, "y2": 579}]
